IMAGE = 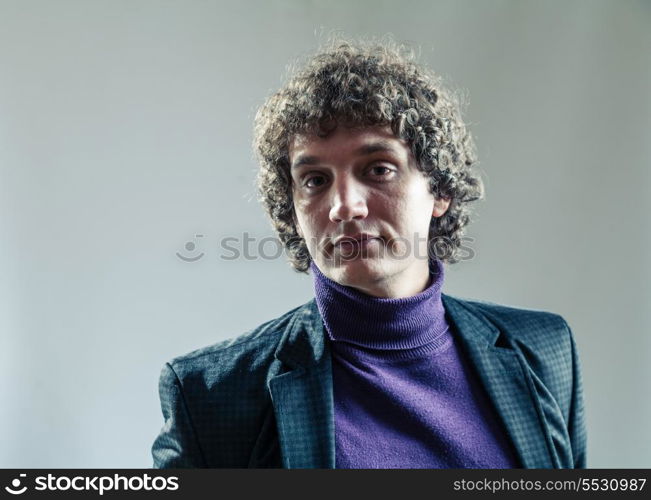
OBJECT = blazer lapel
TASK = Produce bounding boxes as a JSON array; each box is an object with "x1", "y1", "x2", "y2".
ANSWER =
[
  {"x1": 268, "y1": 300, "x2": 335, "y2": 469},
  {"x1": 442, "y1": 295, "x2": 556, "y2": 468}
]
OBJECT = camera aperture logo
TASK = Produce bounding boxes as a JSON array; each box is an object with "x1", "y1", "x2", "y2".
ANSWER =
[
  {"x1": 3, "y1": 473, "x2": 179, "y2": 496},
  {"x1": 4, "y1": 474, "x2": 27, "y2": 495}
]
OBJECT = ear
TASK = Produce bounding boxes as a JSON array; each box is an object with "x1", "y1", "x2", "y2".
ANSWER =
[{"x1": 432, "y1": 197, "x2": 451, "y2": 218}]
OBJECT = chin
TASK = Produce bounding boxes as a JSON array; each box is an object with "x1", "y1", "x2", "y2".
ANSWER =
[{"x1": 324, "y1": 258, "x2": 391, "y2": 290}]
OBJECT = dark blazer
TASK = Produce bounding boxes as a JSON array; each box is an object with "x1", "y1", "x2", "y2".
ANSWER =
[{"x1": 152, "y1": 294, "x2": 586, "y2": 468}]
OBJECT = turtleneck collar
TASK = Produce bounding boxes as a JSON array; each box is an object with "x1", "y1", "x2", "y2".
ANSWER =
[{"x1": 311, "y1": 260, "x2": 449, "y2": 352}]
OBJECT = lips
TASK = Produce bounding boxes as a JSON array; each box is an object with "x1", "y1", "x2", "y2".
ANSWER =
[{"x1": 332, "y1": 233, "x2": 380, "y2": 248}]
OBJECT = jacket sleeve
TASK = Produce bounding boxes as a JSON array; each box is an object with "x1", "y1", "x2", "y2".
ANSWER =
[
  {"x1": 565, "y1": 321, "x2": 587, "y2": 468},
  {"x1": 151, "y1": 363, "x2": 206, "y2": 468}
]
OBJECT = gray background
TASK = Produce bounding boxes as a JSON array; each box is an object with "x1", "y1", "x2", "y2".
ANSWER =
[{"x1": 1, "y1": 0, "x2": 649, "y2": 467}]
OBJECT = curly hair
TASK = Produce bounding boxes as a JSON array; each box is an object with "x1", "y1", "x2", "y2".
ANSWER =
[{"x1": 253, "y1": 38, "x2": 483, "y2": 272}]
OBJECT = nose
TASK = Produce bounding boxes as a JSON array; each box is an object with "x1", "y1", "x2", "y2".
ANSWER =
[{"x1": 328, "y1": 175, "x2": 369, "y2": 223}]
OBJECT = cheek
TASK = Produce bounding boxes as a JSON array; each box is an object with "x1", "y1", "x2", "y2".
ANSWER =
[
  {"x1": 415, "y1": 200, "x2": 436, "y2": 232},
  {"x1": 294, "y1": 202, "x2": 321, "y2": 239},
  {"x1": 391, "y1": 194, "x2": 436, "y2": 233},
  {"x1": 293, "y1": 197, "x2": 309, "y2": 226},
  {"x1": 294, "y1": 217, "x2": 304, "y2": 238}
]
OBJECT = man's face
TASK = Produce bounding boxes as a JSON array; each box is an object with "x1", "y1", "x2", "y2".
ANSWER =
[{"x1": 289, "y1": 125, "x2": 450, "y2": 298}]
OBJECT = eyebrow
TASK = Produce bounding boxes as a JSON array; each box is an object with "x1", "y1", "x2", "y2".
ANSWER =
[{"x1": 290, "y1": 140, "x2": 401, "y2": 169}]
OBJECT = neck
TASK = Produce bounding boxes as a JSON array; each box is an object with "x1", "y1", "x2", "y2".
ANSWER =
[
  {"x1": 310, "y1": 259, "x2": 448, "y2": 350},
  {"x1": 346, "y1": 266, "x2": 433, "y2": 299}
]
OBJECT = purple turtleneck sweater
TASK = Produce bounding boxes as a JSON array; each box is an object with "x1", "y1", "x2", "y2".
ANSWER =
[{"x1": 311, "y1": 260, "x2": 519, "y2": 469}]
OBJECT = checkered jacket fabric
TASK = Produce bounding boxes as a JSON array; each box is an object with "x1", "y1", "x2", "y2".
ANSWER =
[{"x1": 152, "y1": 294, "x2": 586, "y2": 469}]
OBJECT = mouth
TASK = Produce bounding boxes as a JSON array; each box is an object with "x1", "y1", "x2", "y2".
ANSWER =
[
  {"x1": 331, "y1": 234, "x2": 383, "y2": 256},
  {"x1": 333, "y1": 233, "x2": 379, "y2": 246}
]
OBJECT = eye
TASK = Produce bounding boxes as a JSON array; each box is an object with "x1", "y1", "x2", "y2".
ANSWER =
[
  {"x1": 367, "y1": 164, "x2": 396, "y2": 179},
  {"x1": 304, "y1": 174, "x2": 328, "y2": 188}
]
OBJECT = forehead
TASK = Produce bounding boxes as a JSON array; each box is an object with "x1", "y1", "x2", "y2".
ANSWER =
[{"x1": 288, "y1": 125, "x2": 411, "y2": 166}]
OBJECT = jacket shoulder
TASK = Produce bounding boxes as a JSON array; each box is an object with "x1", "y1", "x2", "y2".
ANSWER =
[
  {"x1": 166, "y1": 301, "x2": 308, "y2": 383},
  {"x1": 445, "y1": 294, "x2": 571, "y2": 346},
  {"x1": 444, "y1": 294, "x2": 576, "y2": 410},
  {"x1": 443, "y1": 294, "x2": 575, "y2": 388},
  {"x1": 154, "y1": 301, "x2": 312, "y2": 468}
]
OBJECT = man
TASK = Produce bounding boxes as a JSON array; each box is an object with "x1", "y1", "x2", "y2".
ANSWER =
[{"x1": 152, "y1": 39, "x2": 586, "y2": 469}]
